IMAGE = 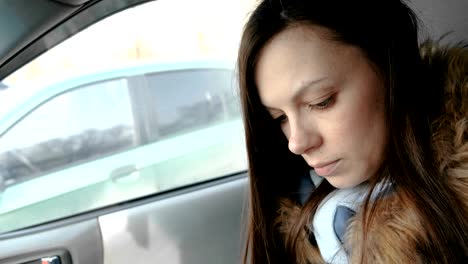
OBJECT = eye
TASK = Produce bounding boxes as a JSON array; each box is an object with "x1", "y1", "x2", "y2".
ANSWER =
[{"x1": 309, "y1": 95, "x2": 335, "y2": 110}]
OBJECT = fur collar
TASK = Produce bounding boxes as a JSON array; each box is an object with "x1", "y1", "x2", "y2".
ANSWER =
[{"x1": 422, "y1": 41, "x2": 468, "y2": 213}]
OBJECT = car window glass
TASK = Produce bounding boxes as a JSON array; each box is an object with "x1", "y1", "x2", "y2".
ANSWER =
[{"x1": 0, "y1": 0, "x2": 250, "y2": 233}]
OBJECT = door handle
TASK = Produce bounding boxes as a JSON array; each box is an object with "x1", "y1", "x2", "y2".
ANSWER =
[
  {"x1": 22, "y1": 256, "x2": 61, "y2": 264},
  {"x1": 110, "y1": 164, "x2": 139, "y2": 182}
]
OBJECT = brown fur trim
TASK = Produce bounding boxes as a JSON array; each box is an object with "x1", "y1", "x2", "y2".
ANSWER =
[
  {"x1": 423, "y1": 41, "x2": 468, "y2": 214},
  {"x1": 275, "y1": 198, "x2": 325, "y2": 264},
  {"x1": 345, "y1": 194, "x2": 425, "y2": 264}
]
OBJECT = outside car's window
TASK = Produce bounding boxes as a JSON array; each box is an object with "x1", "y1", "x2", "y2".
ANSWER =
[
  {"x1": 145, "y1": 69, "x2": 239, "y2": 140},
  {"x1": 0, "y1": 79, "x2": 136, "y2": 187},
  {"x1": 0, "y1": 0, "x2": 251, "y2": 233}
]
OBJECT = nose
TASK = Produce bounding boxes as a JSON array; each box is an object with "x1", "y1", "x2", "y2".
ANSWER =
[{"x1": 287, "y1": 118, "x2": 321, "y2": 155}]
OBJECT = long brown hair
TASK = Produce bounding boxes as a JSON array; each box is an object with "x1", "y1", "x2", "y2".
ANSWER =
[{"x1": 237, "y1": 0, "x2": 468, "y2": 263}]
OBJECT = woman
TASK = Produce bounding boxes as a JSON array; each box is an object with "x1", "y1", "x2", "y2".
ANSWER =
[{"x1": 237, "y1": 0, "x2": 468, "y2": 263}]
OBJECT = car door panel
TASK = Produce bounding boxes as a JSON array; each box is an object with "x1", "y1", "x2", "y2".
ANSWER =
[
  {"x1": 0, "y1": 218, "x2": 103, "y2": 264},
  {"x1": 99, "y1": 176, "x2": 247, "y2": 264},
  {"x1": 0, "y1": 174, "x2": 247, "y2": 264}
]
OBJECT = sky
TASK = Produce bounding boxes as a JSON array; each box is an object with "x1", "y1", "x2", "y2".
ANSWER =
[{"x1": 1, "y1": 0, "x2": 255, "y2": 113}]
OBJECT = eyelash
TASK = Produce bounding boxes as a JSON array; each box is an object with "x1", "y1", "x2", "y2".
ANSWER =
[
  {"x1": 310, "y1": 95, "x2": 334, "y2": 110},
  {"x1": 272, "y1": 95, "x2": 335, "y2": 123}
]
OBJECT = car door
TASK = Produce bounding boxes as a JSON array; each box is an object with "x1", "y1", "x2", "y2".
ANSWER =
[{"x1": 0, "y1": 0, "x2": 251, "y2": 263}]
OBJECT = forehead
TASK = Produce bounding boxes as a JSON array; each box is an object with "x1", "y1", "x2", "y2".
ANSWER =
[{"x1": 254, "y1": 25, "x2": 357, "y2": 107}]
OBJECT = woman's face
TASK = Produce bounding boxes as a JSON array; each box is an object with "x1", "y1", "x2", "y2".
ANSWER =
[{"x1": 255, "y1": 25, "x2": 388, "y2": 188}]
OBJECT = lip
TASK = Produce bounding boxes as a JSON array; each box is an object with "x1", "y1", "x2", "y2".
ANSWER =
[{"x1": 312, "y1": 160, "x2": 340, "y2": 177}]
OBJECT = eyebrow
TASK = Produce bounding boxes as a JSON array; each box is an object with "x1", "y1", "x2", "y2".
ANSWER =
[
  {"x1": 293, "y1": 77, "x2": 329, "y2": 99},
  {"x1": 264, "y1": 77, "x2": 329, "y2": 111}
]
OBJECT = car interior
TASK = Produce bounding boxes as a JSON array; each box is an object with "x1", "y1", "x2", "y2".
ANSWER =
[{"x1": 0, "y1": 0, "x2": 466, "y2": 263}]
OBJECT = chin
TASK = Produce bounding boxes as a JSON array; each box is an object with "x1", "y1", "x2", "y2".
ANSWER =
[{"x1": 325, "y1": 177, "x2": 361, "y2": 189}]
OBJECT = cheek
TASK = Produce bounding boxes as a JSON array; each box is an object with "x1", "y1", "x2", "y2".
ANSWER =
[{"x1": 331, "y1": 83, "x2": 387, "y2": 159}]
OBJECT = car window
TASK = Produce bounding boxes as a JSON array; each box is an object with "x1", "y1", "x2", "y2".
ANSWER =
[{"x1": 0, "y1": 0, "x2": 249, "y2": 234}]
